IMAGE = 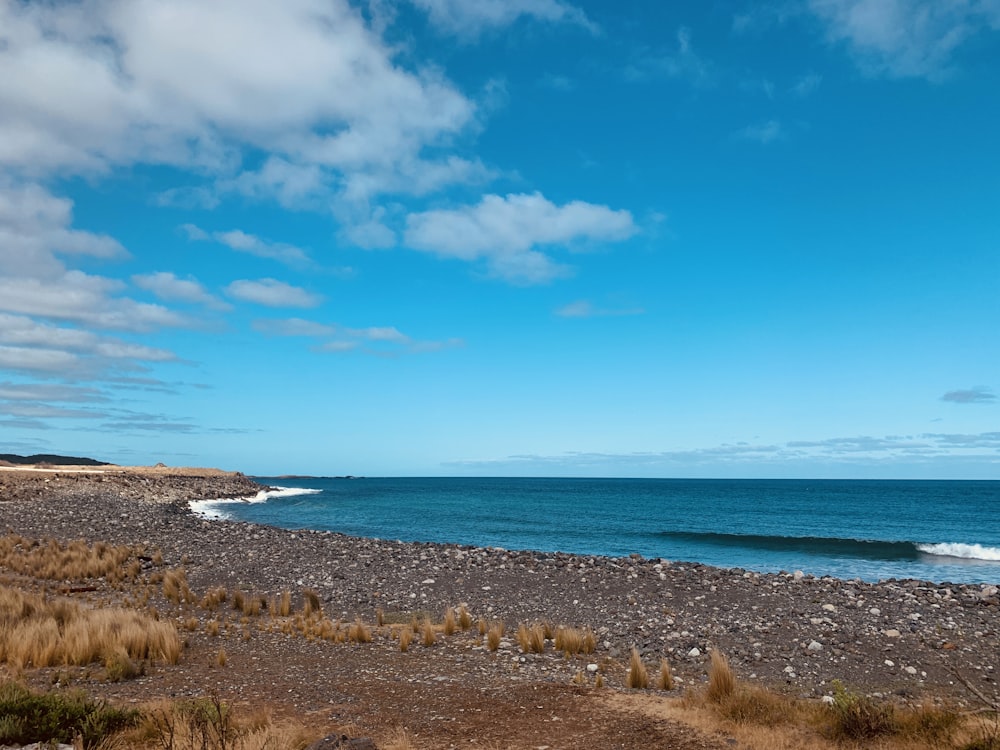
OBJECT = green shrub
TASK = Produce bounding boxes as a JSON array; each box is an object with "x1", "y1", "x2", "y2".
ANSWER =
[
  {"x1": 0, "y1": 681, "x2": 139, "y2": 748},
  {"x1": 826, "y1": 680, "x2": 898, "y2": 741}
]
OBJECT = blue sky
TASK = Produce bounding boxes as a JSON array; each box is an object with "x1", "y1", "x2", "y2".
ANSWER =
[{"x1": 0, "y1": 0, "x2": 998, "y2": 478}]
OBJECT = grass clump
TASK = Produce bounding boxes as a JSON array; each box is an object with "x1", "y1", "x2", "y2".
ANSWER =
[
  {"x1": 486, "y1": 622, "x2": 503, "y2": 652},
  {"x1": 0, "y1": 681, "x2": 139, "y2": 748},
  {"x1": 302, "y1": 588, "x2": 322, "y2": 617},
  {"x1": 516, "y1": 623, "x2": 546, "y2": 654},
  {"x1": 422, "y1": 618, "x2": 436, "y2": 647},
  {"x1": 163, "y1": 569, "x2": 195, "y2": 605},
  {"x1": 825, "y1": 681, "x2": 898, "y2": 741},
  {"x1": 657, "y1": 657, "x2": 674, "y2": 691},
  {"x1": 348, "y1": 619, "x2": 372, "y2": 644},
  {"x1": 0, "y1": 535, "x2": 147, "y2": 584},
  {"x1": 0, "y1": 586, "x2": 180, "y2": 669},
  {"x1": 706, "y1": 649, "x2": 736, "y2": 704},
  {"x1": 399, "y1": 627, "x2": 412, "y2": 652},
  {"x1": 626, "y1": 648, "x2": 648, "y2": 689},
  {"x1": 442, "y1": 607, "x2": 457, "y2": 636}
]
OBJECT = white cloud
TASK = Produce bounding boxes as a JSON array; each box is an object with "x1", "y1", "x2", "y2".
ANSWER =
[
  {"x1": 736, "y1": 119, "x2": 785, "y2": 144},
  {"x1": 404, "y1": 192, "x2": 637, "y2": 284},
  {"x1": 626, "y1": 27, "x2": 713, "y2": 85},
  {"x1": 253, "y1": 318, "x2": 337, "y2": 337},
  {"x1": 214, "y1": 230, "x2": 311, "y2": 267},
  {"x1": 0, "y1": 272, "x2": 186, "y2": 331},
  {"x1": 0, "y1": 313, "x2": 174, "y2": 362},
  {"x1": 133, "y1": 271, "x2": 229, "y2": 310},
  {"x1": 0, "y1": 346, "x2": 82, "y2": 375},
  {"x1": 408, "y1": 0, "x2": 596, "y2": 37},
  {"x1": 0, "y1": 0, "x2": 478, "y2": 203},
  {"x1": 790, "y1": 71, "x2": 823, "y2": 96},
  {"x1": 555, "y1": 300, "x2": 644, "y2": 318},
  {"x1": 809, "y1": 0, "x2": 1000, "y2": 79},
  {"x1": 0, "y1": 181, "x2": 125, "y2": 278},
  {"x1": 0, "y1": 382, "x2": 106, "y2": 402},
  {"x1": 225, "y1": 279, "x2": 322, "y2": 308}
]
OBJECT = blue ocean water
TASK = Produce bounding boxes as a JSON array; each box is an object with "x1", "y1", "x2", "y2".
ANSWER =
[{"x1": 194, "y1": 478, "x2": 1000, "y2": 584}]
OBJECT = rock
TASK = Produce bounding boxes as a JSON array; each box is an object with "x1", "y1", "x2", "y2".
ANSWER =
[
  {"x1": 884, "y1": 629, "x2": 901, "y2": 638},
  {"x1": 793, "y1": 570, "x2": 805, "y2": 581},
  {"x1": 688, "y1": 647, "x2": 701, "y2": 657},
  {"x1": 305, "y1": 735, "x2": 378, "y2": 749},
  {"x1": 822, "y1": 604, "x2": 837, "y2": 613},
  {"x1": 807, "y1": 640, "x2": 823, "y2": 652},
  {"x1": 904, "y1": 666, "x2": 918, "y2": 675},
  {"x1": 982, "y1": 586, "x2": 999, "y2": 600}
]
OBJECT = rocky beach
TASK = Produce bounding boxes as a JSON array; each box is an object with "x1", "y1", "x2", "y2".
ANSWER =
[{"x1": 1, "y1": 467, "x2": 998, "y2": 749}]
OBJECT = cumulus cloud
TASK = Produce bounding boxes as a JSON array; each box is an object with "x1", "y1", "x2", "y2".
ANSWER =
[
  {"x1": 0, "y1": 0, "x2": 478, "y2": 206},
  {"x1": 0, "y1": 182, "x2": 125, "y2": 278},
  {"x1": 184, "y1": 225, "x2": 312, "y2": 267},
  {"x1": 941, "y1": 386, "x2": 996, "y2": 404},
  {"x1": 408, "y1": 0, "x2": 596, "y2": 37},
  {"x1": 404, "y1": 192, "x2": 637, "y2": 284},
  {"x1": 133, "y1": 272, "x2": 230, "y2": 310},
  {"x1": 225, "y1": 279, "x2": 322, "y2": 308},
  {"x1": 253, "y1": 318, "x2": 462, "y2": 355},
  {"x1": 809, "y1": 0, "x2": 1000, "y2": 79}
]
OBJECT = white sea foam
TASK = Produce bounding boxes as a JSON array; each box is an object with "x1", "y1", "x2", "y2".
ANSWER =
[
  {"x1": 916, "y1": 542, "x2": 1000, "y2": 562},
  {"x1": 189, "y1": 486, "x2": 321, "y2": 520}
]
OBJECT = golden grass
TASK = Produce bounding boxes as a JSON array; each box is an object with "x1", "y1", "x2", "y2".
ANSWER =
[
  {"x1": 657, "y1": 658, "x2": 674, "y2": 691},
  {"x1": 626, "y1": 648, "x2": 648, "y2": 689},
  {"x1": 457, "y1": 604, "x2": 472, "y2": 630},
  {"x1": 348, "y1": 618, "x2": 372, "y2": 644},
  {"x1": 443, "y1": 607, "x2": 457, "y2": 636},
  {"x1": 516, "y1": 623, "x2": 546, "y2": 654},
  {"x1": 163, "y1": 569, "x2": 195, "y2": 605},
  {"x1": 399, "y1": 627, "x2": 412, "y2": 652},
  {"x1": 0, "y1": 534, "x2": 148, "y2": 584},
  {"x1": 487, "y1": 622, "x2": 503, "y2": 652},
  {"x1": 0, "y1": 586, "x2": 180, "y2": 669},
  {"x1": 302, "y1": 588, "x2": 322, "y2": 617},
  {"x1": 477, "y1": 618, "x2": 488, "y2": 636},
  {"x1": 422, "y1": 618, "x2": 436, "y2": 647},
  {"x1": 706, "y1": 649, "x2": 736, "y2": 703},
  {"x1": 215, "y1": 648, "x2": 227, "y2": 667}
]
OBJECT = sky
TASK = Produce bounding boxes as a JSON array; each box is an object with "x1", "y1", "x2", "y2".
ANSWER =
[{"x1": 0, "y1": 0, "x2": 998, "y2": 479}]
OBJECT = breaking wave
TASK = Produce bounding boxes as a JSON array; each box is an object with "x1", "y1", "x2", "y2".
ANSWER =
[
  {"x1": 190, "y1": 486, "x2": 321, "y2": 520},
  {"x1": 655, "y1": 531, "x2": 1000, "y2": 564}
]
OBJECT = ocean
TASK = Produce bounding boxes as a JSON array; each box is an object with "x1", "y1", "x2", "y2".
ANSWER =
[{"x1": 191, "y1": 477, "x2": 1000, "y2": 585}]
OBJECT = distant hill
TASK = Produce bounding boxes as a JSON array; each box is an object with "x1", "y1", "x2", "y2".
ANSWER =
[{"x1": 0, "y1": 453, "x2": 110, "y2": 467}]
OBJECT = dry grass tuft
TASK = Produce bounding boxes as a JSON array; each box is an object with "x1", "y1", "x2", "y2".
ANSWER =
[
  {"x1": 477, "y1": 618, "x2": 488, "y2": 636},
  {"x1": 206, "y1": 619, "x2": 220, "y2": 637},
  {"x1": 163, "y1": 569, "x2": 195, "y2": 605},
  {"x1": 399, "y1": 627, "x2": 412, "y2": 652},
  {"x1": 457, "y1": 604, "x2": 472, "y2": 630},
  {"x1": 657, "y1": 657, "x2": 674, "y2": 691},
  {"x1": 516, "y1": 623, "x2": 546, "y2": 654},
  {"x1": 706, "y1": 649, "x2": 736, "y2": 704},
  {"x1": 348, "y1": 618, "x2": 372, "y2": 644},
  {"x1": 0, "y1": 586, "x2": 180, "y2": 669},
  {"x1": 595, "y1": 673, "x2": 604, "y2": 689},
  {"x1": 215, "y1": 648, "x2": 227, "y2": 667},
  {"x1": 422, "y1": 618, "x2": 436, "y2": 647},
  {"x1": 376, "y1": 608, "x2": 385, "y2": 627},
  {"x1": 0, "y1": 535, "x2": 147, "y2": 584},
  {"x1": 442, "y1": 607, "x2": 457, "y2": 636},
  {"x1": 626, "y1": 648, "x2": 648, "y2": 689},
  {"x1": 302, "y1": 588, "x2": 322, "y2": 617},
  {"x1": 487, "y1": 622, "x2": 503, "y2": 652}
]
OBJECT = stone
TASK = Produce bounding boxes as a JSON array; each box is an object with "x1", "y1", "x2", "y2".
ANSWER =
[
  {"x1": 305, "y1": 736, "x2": 378, "y2": 750},
  {"x1": 822, "y1": 604, "x2": 837, "y2": 612},
  {"x1": 807, "y1": 640, "x2": 823, "y2": 651},
  {"x1": 688, "y1": 647, "x2": 701, "y2": 657},
  {"x1": 884, "y1": 629, "x2": 901, "y2": 638},
  {"x1": 904, "y1": 666, "x2": 918, "y2": 675}
]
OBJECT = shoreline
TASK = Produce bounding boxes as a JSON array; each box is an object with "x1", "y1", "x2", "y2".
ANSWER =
[{"x1": 1, "y1": 466, "x2": 998, "y2": 731}]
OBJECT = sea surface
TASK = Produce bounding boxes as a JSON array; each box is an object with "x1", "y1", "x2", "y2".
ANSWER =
[{"x1": 191, "y1": 477, "x2": 1000, "y2": 585}]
